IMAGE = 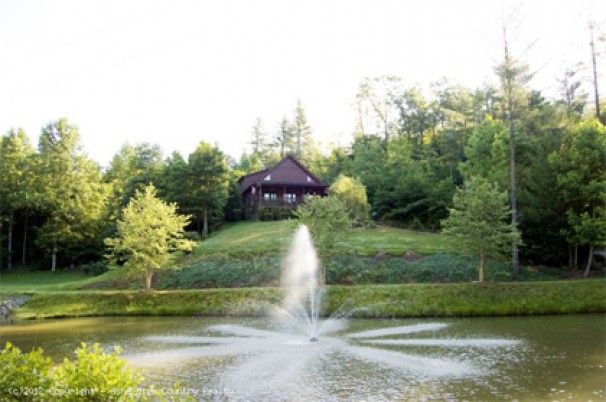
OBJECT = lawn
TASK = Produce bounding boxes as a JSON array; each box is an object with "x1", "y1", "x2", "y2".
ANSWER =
[
  {"x1": 190, "y1": 220, "x2": 298, "y2": 258},
  {"x1": 336, "y1": 225, "x2": 454, "y2": 256},
  {"x1": 188, "y1": 220, "x2": 454, "y2": 260},
  {"x1": 0, "y1": 271, "x2": 96, "y2": 295}
]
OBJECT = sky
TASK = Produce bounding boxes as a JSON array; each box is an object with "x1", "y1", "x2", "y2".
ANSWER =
[{"x1": 1, "y1": 0, "x2": 604, "y2": 167}]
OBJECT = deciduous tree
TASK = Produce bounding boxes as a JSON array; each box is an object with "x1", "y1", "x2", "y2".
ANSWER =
[{"x1": 105, "y1": 184, "x2": 194, "y2": 290}]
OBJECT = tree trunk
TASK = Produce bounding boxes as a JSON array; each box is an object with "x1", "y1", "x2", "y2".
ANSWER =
[
  {"x1": 574, "y1": 245, "x2": 578, "y2": 269},
  {"x1": 508, "y1": 96, "x2": 520, "y2": 280},
  {"x1": 479, "y1": 254, "x2": 485, "y2": 283},
  {"x1": 7, "y1": 212, "x2": 13, "y2": 271},
  {"x1": 568, "y1": 244, "x2": 573, "y2": 270},
  {"x1": 145, "y1": 270, "x2": 153, "y2": 290},
  {"x1": 22, "y1": 210, "x2": 28, "y2": 266},
  {"x1": 51, "y1": 245, "x2": 57, "y2": 272},
  {"x1": 202, "y1": 207, "x2": 208, "y2": 238},
  {"x1": 590, "y1": 23, "x2": 602, "y2": 123},
  {"x1": 0, "y1": 220, "x2": 2, "y2": 271},
  {"x1": 503, "y1": 28, "x2": 521, "y2": 280},
  {"x1": 584, "y1": 245, "x2": 594, "y2": 277}
]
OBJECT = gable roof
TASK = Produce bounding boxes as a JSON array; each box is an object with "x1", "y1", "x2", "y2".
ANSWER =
[{"x1": 238, "y1": 155, "x2": 327, "y2": 194}]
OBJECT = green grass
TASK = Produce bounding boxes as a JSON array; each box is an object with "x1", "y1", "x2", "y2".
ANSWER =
[
  {"x1": 0, "y1": 271, "x2": 97, "y2": 295},
  {"x1": 184, "y1": 221, "x2": 454, "y2": 264},
  {"x1": 188, "y1": 221, "x2": 298, "y2": 259},
  {"x1": 336, "y1": 225, "x2": 455, "y2": 256},
  {"x1": 12, "y1": 279, "x2": 606, "y2": 319}
]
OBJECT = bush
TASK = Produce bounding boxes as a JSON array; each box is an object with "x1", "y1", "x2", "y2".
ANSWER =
[
  {"x1": 0, "y1": 343, "x2": 52, "y2": 401},
  {"x1": 0, "y1": 342, "x2": 147, "y2": 402},
  {"x1": 183, "y1": 231, "x2": 201, "y2": 242},
  {"x1": 157, "y1": 256, "x2": 282, "y2": 289},
  {"x1": 54, "y1": 343, "x2": 144, "y2": 401},
  {"x1": 81, "y1": 261, "x2": 109, "y2": 276}
]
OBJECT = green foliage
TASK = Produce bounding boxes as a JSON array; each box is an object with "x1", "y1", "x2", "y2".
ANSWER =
[
  {"x1": 81, "y1": 261, "x2": 109, "y2": 276},
  {"x1": 158, "y1": 256, "x2": 282, "y2": 289},
  {"x1": 54, "y1": 343, "x2": 144, "y2": 401},
  {"x1": 0, "y1": 343, "x2": 52, "y2": 401},
  {"x1": 295, "y1": 195, "x2": 351, "y2": 257},
  {"x1": 442, "y1": 176, "x2": 522, "y2": 282},
  {"x1": 551, "y1": 120, "x2": 606, "y2": 250},
  {"x1": 329, "y1": 175, "x2": 371, "y2": 225},
  {"x1": 34, "y1": 118, "x2": 111, "y2": 270},
  {"x1": 105, "y1": 184, "x2": 195, "y2": 290},
  {"x1": 0, "y1": 342, "x2": 145, "y2": 402},
  {"x1": 460, "y1": 116, "x2": 509, "y2": 187},
  {"x1": 184, "y1": 142, "x2": 230, "y2": 237}
]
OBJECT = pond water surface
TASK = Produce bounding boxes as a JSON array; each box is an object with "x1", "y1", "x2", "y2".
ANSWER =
[{"x1": 1, "y1": 314, "x2": 604, "y2": 401}]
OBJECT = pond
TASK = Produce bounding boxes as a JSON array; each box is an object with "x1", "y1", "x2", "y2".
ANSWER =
[{"x1": 1, "y1": 314, "x2": 604, "y2": 401}]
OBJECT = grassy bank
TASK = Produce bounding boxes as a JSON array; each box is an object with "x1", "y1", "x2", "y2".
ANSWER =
[
  {"x1": 188, "y1": 221, "x2": 455, "y2": 260},
  {"x1": 12, "y1": 279, "x2": 606, "y2": 319}
]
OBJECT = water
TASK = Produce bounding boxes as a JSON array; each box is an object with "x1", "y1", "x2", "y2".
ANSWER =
[
  {"x1": 1, "y1": 315, "x2": 604, "y2": 400},
  {"x1": 1, "y1": 226, "x2": 605, "y2": 400}
]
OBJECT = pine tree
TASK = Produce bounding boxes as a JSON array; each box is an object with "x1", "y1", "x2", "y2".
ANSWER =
[{"x1": 442, "y1": 176, "x2": 522, "y2": 283}]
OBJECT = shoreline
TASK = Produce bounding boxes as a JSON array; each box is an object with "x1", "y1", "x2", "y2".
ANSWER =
[{"x1": 8, "y1": 279, "x2": 606, "y2": 320}]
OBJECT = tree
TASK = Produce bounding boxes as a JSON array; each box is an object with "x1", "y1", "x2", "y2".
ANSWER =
[
  {"x1": 459, "y1": 117, "x2": 509, "y2": 189},
  {"x1": 295, "y1": 195, "x2": 350, "y2": 284},
  {"x1": 441, "y1": 176, "x2": 522, "y2": 283},
  {"x1": 292, "y1": 100, "x2": 318, "y2": 165},
  {"x1": 250, "y1": 117, "x2": 268, "y2": 155},
  {"x1": 184, "y1": 142, "x2": 229, "y2": 237},
  {"x1": 550, "y1": 120, "x2": 606, "y2": 275},
  {"x1": 557, "y1": 65, "x2": 588, "y2": 119},
  {"x1": 588, "y1": 21, "x2": 605, "y2": 124},
  {"x1": 494, "y1": 22, "x2": 533, "y2": 279},
  {"x1": 274, "y1": 116, "x2": 295, "y2": 158},
  {"x1": 105, "y1": 184, "x2": 194, "y2": 290},
  {"x1": 0, "y1": 129, "x2": 34, "y2": 270},
  {"x1": 36, "y1": 119, "x2": 109, "y2": 270},
  {"x1": 356, "y1": 76, "x2": 403, "y2": 141},
  {"x1": 329, "y1": 175, "x2": 371, "y2": 226}
]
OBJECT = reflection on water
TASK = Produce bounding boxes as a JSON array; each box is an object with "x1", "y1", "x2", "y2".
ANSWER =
[{"x1": 1, "y1": 315, "x2": 604, "y2": 401}]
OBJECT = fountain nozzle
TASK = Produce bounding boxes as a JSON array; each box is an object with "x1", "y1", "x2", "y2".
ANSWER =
[{"x1": 309, "y1": 336, "x2": 319, "y2": 342}]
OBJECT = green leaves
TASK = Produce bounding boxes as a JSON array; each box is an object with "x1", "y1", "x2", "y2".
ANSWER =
[
  {"x1": 105, "y1": 184, "x2": 195, "y2": 289},
  {"x1": 0, "y1": 342, "x2": 145, "y2": 402},
  {"x1": 441, "y1": 176, "x2": 522, "y2": 281},
  {"x1": 295, "y1": 195, "x2": 351, "y2": 258},
  {"x1": 329, "y1": 175, "x2": 371, "y2": 226}
]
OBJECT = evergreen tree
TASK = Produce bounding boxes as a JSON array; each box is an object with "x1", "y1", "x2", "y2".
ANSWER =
[
  {"x1": 494, "y1": 25, "x2": 533, "y2": 279},
  {"x1": 442, "y1": 176, "x2": 522, "y2": 283},
  {"x1": 275, "y1": 116, "x2": 295, "y2": 158}
]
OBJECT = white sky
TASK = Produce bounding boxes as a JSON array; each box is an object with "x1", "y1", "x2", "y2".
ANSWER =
[{"x1": 1, "y1": 0, "x2": 604, "y2": 167}]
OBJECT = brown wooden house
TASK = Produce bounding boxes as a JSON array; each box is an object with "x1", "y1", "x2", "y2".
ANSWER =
[{"x1": 239, "y1": 156, "x2": 329, "y2": 220}]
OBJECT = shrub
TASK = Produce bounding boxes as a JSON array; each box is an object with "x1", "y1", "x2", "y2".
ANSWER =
[
  {"x1": 54, "y1": 343, "x2": 145, "y2": 401},
  {"x1": 0, "y1": 343, "x2": 53, "y2": 401},
  {"x1": 0, "y1": 342, "x2": 147, "y2": 402},
  {"x1": 81, "y1": 261, "x2": 109, "y2": 276}
]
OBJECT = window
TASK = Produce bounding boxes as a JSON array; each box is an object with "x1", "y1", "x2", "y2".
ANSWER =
[
  {"x1": 306, "y1": 175, "x2": 313, "y2": 183},
  {"x1": 263, "y1": 193, "x2": 277, "y2": 201},
  {"x1": 264, "y1": 174, "x2": 271, "y2": 181},
  {"x1": 284, "y1": 193, "x2": 297, "y2": 203}
]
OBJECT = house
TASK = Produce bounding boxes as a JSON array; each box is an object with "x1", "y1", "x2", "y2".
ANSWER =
[{"x1": 238, "y1": 155, "x2": 329, "y2": 220}]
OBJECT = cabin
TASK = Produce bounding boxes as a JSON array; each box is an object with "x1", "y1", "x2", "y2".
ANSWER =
[{"x1": 239, "y1": 156, "x2": 329, "y2": 220}]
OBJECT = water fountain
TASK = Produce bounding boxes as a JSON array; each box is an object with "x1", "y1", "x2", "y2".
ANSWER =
[{"x1": 131, "y1": 224, "x2": 522, "y2": 399}]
